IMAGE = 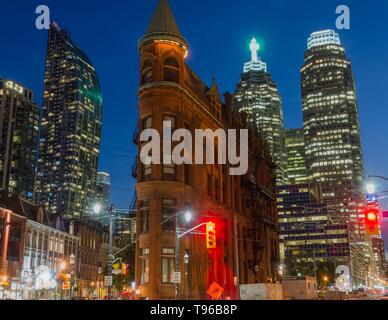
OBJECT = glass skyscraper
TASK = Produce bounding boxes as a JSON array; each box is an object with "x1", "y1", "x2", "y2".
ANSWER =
[
  {"x1": 235, "y1": 38, "x2": 287, "y2": 184},
  {"x1": 35, "y1": 23, "x2": 102, "y2": 219},
  {"x1": 301, "y1": 30, "x2": 366, "y2": 286},
  {"x1": 277, "y1": 183, "x2": 351, "y2": 275},
  {"x1": 302, "y1": 30, "x2": 364, "y2": 198},
  {"x1": 0, "y1": 79, "x2": 39, "y2": 199}
]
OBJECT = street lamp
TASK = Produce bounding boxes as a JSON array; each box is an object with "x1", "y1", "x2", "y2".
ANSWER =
[
  {"x1": 367, "y1": 183, "x2": 376, "y2": 195},
  {"x1": 172, "y1": 209, "x2": 194, "y2": 300},
  {"x1": 184, "y1": 251, "x2": 190, "y2": 300},
  {"x1": 184, "y1": 210, "x2": 193, "y2": 224},
  {"x1": 93, "y1": 203, "x2": 102, "y2": 215}
]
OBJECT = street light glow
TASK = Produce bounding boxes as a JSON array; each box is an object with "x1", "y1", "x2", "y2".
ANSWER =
[
  {"x1": 367, "y1": 183, "x2": 376, "y2": 194},
  {"x1": 93, "y1": 203, "x2": 102, "y2": 215},
  {"x1": 184, "y1": 210, "x2": 193, "y2": 223}
]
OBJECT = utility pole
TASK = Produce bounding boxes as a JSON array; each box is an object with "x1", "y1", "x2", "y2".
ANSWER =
[
  {"x1": 107, "y1": 204, "x2": 115, "y2": 300},
  {"x1": 175, "y1": 213, "x2": 180, "y2": 300}
]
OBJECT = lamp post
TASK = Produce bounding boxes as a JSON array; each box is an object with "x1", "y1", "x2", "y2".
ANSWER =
[
  {"x1": 171, "y1": 210, "x2": 192, "y2": 300},
  {"x1": 184, "y1": 251, "x2": 189, "y2": 300},
  {"x1": 70, "y1": 253, "x2": 75, "y2": 299}
]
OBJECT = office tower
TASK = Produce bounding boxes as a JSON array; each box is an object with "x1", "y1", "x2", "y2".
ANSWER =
[
  {"x1": 0, "y1": 79, "x2": 39, "y2": 199},
  {"x1": 235, "y1": 38, "x2": 287, "y2": 184},
  {"x1": 277, "y1": 183, "x2": 350, "y2": 276},
  {"x1": 135, "y1": 0, "x2": 279, "y2": 300},
  {"x1": 285, "y1": 129, "x2": 307, "y2": 185},
  {"x1": 302, "y1": 29, "x2": 364, "y2": 210},
  {"x1": 301, "y1": 29, "x2": 366, "y2": 286},
  {"x1": 35, "y1": 23, "x2": 102, "y2": 218}
]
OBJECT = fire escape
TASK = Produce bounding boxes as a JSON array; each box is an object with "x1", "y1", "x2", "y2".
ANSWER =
[{"x1": 244, "y1": 154, "x2": 278, "y2": 283}]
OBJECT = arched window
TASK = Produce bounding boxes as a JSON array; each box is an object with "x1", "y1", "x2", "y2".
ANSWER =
[
  {"x1": 141, "y1": 60, "x2": 153, "y2": 84},
  {"x1": 163, "y1": 57, "x2": 180, "y2": 83}
]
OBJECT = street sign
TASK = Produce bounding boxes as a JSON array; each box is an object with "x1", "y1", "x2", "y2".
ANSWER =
[
  {"x1": 171, "y1": 272, "x2": 181, "y2": 284},
  {"x1": 104, "y1": 276, "x2": 113, "y2": 286},
  {"x1": 207, "y1": 282, "x2": 224, "y2": 300}
]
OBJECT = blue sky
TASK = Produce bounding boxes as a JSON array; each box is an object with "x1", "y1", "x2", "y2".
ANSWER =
[{"x1": 1, "y1": 0, "x2": 388, "y2": 249}]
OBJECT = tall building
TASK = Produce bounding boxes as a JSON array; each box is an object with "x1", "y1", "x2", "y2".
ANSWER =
[
  {"x1": 277, "y1": 183, "x2": 351, "y2": 276},
  {"x1": 285, "y1": 129, "x2": 307, "y2": 185},
  {"x1": 372, "y1": 237, "x2": 387, "y2": 280},
  {"x1": 96, "y1": 172, "x2": 110, "y2": 214},
  {"x1": 135, "y1": 0, "x2": 279, "y2": 300},
  {"x1": 235, "y1": 38, "x2": 287, "y2": 184},
  {"x1": 301, "y1": 30, "x2": 366, "y2": 286},
  {"x1": 35, "y1": 23, "x2": 103, "y2": 219},
  {"x1": 0, "y1": 79, "x2": 39, "y2": 200}
]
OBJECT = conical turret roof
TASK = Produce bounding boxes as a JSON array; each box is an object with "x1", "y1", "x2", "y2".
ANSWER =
[
  {"x1": 138, "y1": 0, "x2": 188, "y2": 50},
  {"x1": 147, "y1": 0, "x2": 181, "y2": 36}
]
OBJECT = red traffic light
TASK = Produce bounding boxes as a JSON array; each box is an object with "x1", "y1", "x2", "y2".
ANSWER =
[
  {"x1": 206, "y1": 222, "x2": 216, "y2": 249},
  {"x1": 364, "y1": 207, "x2": 380, "y2": 236},
  {"x1": 367, "y1": 212, "x2": 377, "y2": 222}
]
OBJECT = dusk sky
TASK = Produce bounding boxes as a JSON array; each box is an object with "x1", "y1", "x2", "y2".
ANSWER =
[{"x1": 1, "y1": 1, "x2": 388, "y2": 248}]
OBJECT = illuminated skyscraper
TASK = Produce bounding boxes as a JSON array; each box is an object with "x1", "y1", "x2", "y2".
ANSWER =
[
  {"x1": 35, "y1": 23, "x2": 103, "y2": 218},
  {"x1": 302, "y1": 29, "x2": 364, "y2": 201},
  {"x1": 285, "y1": 128, "x2": 307, "y2": 185},
  {"x1": 96, "y1": 172, "x2": 111, "y2": 215},
  {"x1": 301, "y1": 30, "x2": 366, "y2": 285},
  {"x1": 0, "y1": 79, "x2": 39, "y2": 199},
  {"x1": 235, "y1": 38, "x2": 287, "y2": 184}
]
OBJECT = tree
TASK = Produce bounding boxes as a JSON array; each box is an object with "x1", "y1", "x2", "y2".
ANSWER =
[{"x1": 284, "y1": 254, "x2": 335, "y2": 289}]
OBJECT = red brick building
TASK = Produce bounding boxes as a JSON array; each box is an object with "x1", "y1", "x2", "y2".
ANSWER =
[{"x1": 135, "y1": 0, "x2": 280, "y2": 300}]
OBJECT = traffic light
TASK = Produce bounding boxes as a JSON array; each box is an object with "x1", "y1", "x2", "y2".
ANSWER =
[
  {"x1": 122, "y1": 264, "x2": 129, "y2": 276},
  {"x1": 206, "y1": 222, "x2": 216, "y2": 249},
  {"x1": 365, "y1": 207, "x2": 380, "y2": 236}
]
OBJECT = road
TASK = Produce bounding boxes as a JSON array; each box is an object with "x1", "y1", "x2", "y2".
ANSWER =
[{"x1": 349, "y1": 295, "x2": 384, "y2": 301}]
